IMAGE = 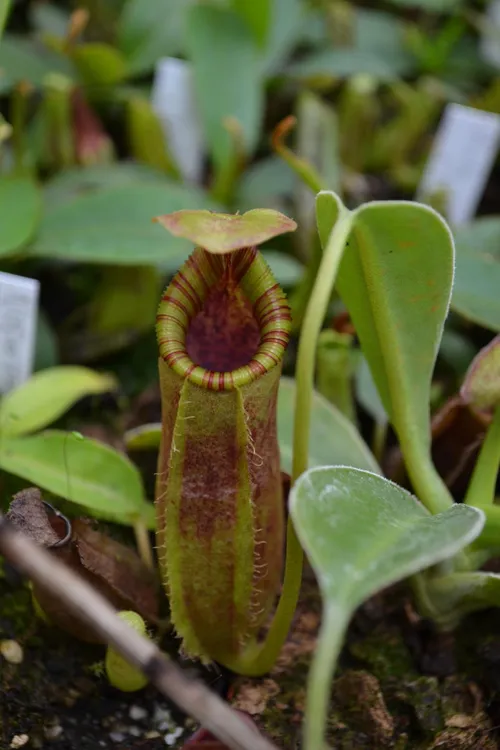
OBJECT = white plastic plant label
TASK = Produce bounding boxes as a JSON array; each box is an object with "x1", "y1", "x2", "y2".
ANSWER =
[
  {"x1": 151, "y1": 57, "x2": 205, "y2": 185},
  {"x1": 417, "y1": 103, "x2": 500, "y2": 226},
  {"x1": 0, "y1": 272, "x2": 39, "y2": 394},
  {"x1": 480, "y1": 0, "x2": 500, "y2": 69}
]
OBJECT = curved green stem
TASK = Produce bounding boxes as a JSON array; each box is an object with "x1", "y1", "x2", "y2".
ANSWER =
[
  {"x1": 465, "y1": 404, "x2": 500, "y2": 508},
  {"x1": 304, "y1": 604, "x2": 349, "y2": 750},
  {"x1": 228, "y1": 207, "x2": 355, "y2": 676}
]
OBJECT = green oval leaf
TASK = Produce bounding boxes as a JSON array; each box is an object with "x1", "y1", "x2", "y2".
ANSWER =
[
  {"x1": 290, "y1": 466, "x2": 484, "y2": 750},
  {"x1": 30, "y1": 182, "x2": 222, "y2": 265},
  {"x1": 316, "y1": 191, "x2": 454, "y2": 513},
  {"x1": 186, "y1": 4, "x2": 263, "y2": 168},
  {"x1": 291, "y1": 467, "x2": 483, "y2": 609},
  {"x1": 0, "y1": 430, "x2": 147, "y2": 517},
  {"x1": 0, "y1": 366, "x2": 117, "y2": 437},
  {"x1": 0, "y1": 177, "x2": 41, "y2": 256},
  {"x1": 277, "y1": 377, "x2": 379, "y2": 474}
]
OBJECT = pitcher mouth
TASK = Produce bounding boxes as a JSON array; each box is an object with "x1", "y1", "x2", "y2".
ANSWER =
[{"x1": 156, "y1": 247, "x2": 292, "y2": 391}]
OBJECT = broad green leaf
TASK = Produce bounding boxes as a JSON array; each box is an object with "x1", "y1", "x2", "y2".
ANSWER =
[
  {"x1": 452, "y1": 217, "x2": 500, "y2": 332},
  {"x1": 316, "y1": 192, "x2": 453, "y2": 472},
  {"x1": 0, "y1": 35, "x2": 74, "y2": 93},
  {"x1": 29, "y1": 182, "x2": 222, "y2": 265},
  {"x1": 261, "y1": 0, "x2": 305, "y2": 76},
  {"x1": 0, "y1": 366, "x2": 117, "y2": 437},
  {"x1": 123, "y1": 378, "x2": 380, "y2": 475},
  {"x1": 118, "y1": 0, "x2": 192, "y2": 75},
  {"x1": 0, "y1": 430, "x2": 148, "y2": 518},
  {"x1": 43, "y1": 163, "x2": 170, "y2": 209},
  {"x1": 291, "y1": 466, "x2": 484, "y2": 611},
  {"x1": 0, "y1": 177, "x2": 41, "y2": 256},
  {"x1": 290, "y1": 466, "x2": 484, "y2": 749},
  {"x1": 155, "y1": 208, "x2": 296, "y2": 253},
  {"x1": 185, "y1": 5, "x2": 263, "y2": 168},
  {"x1": 71, "y1": 43, "x2": 128, "y2": 87},
  {"x1": 232, "y1": 0, "x2": 271, "y2": 46},
  {"x1": 286, "y1": 10, "x2": 414, "y2": 81},
  {"x1": 277, "y1": 377, "x2": 379, "y2": 474}
]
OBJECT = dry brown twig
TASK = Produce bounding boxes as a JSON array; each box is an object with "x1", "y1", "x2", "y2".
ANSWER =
[{"x1": 0, "y1": 512, "x2": 278, "y2": 750}]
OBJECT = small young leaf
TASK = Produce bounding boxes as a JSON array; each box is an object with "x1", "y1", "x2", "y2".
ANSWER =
[
  {"x1": 427, "y1": 571, "x2": 500, "y2": 623},
  {"x1": 277, "y1": 377, "x2": 379, "y2": 474},
  {"x1": 0, "y1": 177, "x2": 41, "y2": 256},
  {"x1": 0, "y1": 366, "x2": 117, "y2": 437},
  {"x1": 155, "y1": 208, "x2": 297, "y2": 254},
  {"x1": 0, "y1": 430, "x2": 148, "y2": 518},
  {"x1": 461, "y1": 335, "x2": 500, "y2": 410}
]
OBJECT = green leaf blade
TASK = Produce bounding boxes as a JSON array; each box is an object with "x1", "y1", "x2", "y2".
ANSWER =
[
  {"x1": 0, "y1": 430, "x2": 147, "y2": 517},
  {"x1": 185, "y1": 5, "x2": 263, "y2": 168},
  {"x1": 277, "y1": 377, "x2": 380, "y2": 474},
  {"x1": 0, "y1": 177, "x2": 41, "y2": 256},
  {"x1": 291, "y1": 466, "x2": 484, "y2": 610},
  {"x1": 30, "y1": 182, "x2": 222, "y2": 265},
  {"x1": 0, "y1": 366, "x2": 117, "y2": 437}
]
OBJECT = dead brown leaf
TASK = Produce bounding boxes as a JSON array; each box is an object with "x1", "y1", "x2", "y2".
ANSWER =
[{"x1": 6, "y1": 488, "x2": 159, "y2": 642}]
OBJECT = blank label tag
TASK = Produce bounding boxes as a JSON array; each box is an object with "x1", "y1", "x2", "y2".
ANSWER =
[
  {"x1": 417, "y1": 103, "x2": 500, "y2": 226},
  {"x1": 151, "y1": 57, "x2": 205, "y2": 185},
  {"x1": 0, "y1": 272, "x2": 39, "y2": 394}
]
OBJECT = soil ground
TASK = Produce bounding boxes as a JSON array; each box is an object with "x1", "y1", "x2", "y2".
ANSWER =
[{"x1": 3, "y1": 564, "x2": 500, "y2": 750}]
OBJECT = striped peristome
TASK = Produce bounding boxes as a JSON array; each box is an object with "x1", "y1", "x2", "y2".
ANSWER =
[
  {"x1": 155, "y1": 245, "x2": 291, "y2": 665},
  {"x1": 157, "y1": 247, "x2": 291, "y2": 390}
]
